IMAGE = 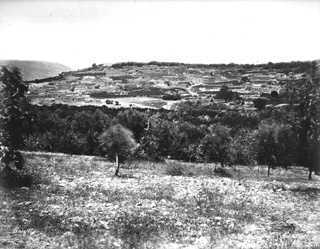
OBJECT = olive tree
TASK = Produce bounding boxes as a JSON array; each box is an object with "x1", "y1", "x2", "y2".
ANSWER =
[
  {"x1": 295, "y1": 60, "x2": 320, "y2": 179},
  {"x1": 99, "y1": 124, "x2": 137, "y2": 176},
  {"x1": 254, "y1": 122, "x2": 297, "y2": 176},
  {"x1": 197, "y1": 124, "x2": 231, "y2": 167},
  {"x1": 0, "y1": 66, "x2": 28, "y2": 170}
]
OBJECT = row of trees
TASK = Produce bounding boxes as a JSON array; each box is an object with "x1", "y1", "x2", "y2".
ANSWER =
[
  {"x1": 17, "y1": 91, "x2": 318, "y2": 178},
  {"x1": 112, "y1": 60, "x2": 311, "y2": 71}
]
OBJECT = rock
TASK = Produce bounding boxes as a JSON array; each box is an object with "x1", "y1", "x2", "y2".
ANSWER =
[
  {"x1": 214, "y1": 216, "x2": 222, "y2": 221},
  {"x1": 150, "y1": 202, "x2": 156, "y2": 208},
  {"x1": 24, "y1": 201, "x2": 32, "y2": 206}
]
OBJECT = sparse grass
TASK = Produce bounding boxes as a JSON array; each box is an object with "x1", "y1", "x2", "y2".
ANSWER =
[{"x1": 0, "y1": 152, "x2": 319, "y2": 248}]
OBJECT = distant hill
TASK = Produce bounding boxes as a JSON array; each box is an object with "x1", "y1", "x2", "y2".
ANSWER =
[{"x1": 0, "y1": 60, "x2": 71, "y2": 81}]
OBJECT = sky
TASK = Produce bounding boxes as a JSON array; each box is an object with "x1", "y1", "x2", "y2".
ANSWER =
[{"x1": 0, "y1": 0, "x2": 319, "y2": 70}]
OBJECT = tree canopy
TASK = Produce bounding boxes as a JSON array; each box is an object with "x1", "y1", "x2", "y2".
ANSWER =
[
  {"x1": 0, "y1": 66, "x2": 28, "y2": 170},
  {"x1": 99, "y1": 124, "x2": 137, "y2": 176}
]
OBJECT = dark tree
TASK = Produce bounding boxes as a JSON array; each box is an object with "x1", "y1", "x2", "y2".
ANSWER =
[
  {"x1": 253, "y1": 98, "x2": 268, "y2": 110},
  {"x1": 270, "y1": 90, "x2": 279, "y2": 98},
  {"x1": 295, "y1": 60, "x2": 320, "y2": 179},
  {"x1": 197, "y1": 124, "x2": 231, "y2": 166},
  {"x1": 112, "y1": 109, "x2": 148, "y2": 141},
  {"x1": 0, "y1": 66, "x2": 28, "y2": 170},
  {"x1": 254, "y1": 123, "x2": 297, "y2": 176},
  {"x1": 216, "y1": 85, "x2": 241, "y2": 103}
]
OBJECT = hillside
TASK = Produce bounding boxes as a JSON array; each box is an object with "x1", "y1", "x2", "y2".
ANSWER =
[
  {"x1": 25, "y1": 60, "x2": 312, "y2": 109},
  {"x1": 0, "y1": 60, "x2": 71, "y2": 81},
  {"x1": 0, "y1": 152, "x2": 319, "y2": 248}
]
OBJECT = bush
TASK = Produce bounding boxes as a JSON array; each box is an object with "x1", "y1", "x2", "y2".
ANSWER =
[
  {"x1": 214, "y1": 167, "x2": 233, "y2": 178},
  {"x1": 253, "y1": 98, "x2": 268, "y2": 110},
  {"x1": 0, "y1": 165, "x2": 33, "y2": 188},
  {"x1": 227, "y1": 129, "x2": 256, "y2": 166},
  {"x1": 162, "y1": 93, "x2": 181, "y2": 100},
  {"x1": 165, "y1": 162, "x2": 193, "y2": 176},
  {"x1": 165, "y1": 162, "x2": 184, "y2": 176}
]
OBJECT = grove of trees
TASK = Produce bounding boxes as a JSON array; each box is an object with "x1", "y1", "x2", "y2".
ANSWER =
[{"x1": 1, "y1": 61, "x2": 319, "y2": 179}]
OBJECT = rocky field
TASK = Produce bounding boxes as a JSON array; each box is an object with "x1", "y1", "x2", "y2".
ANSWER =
[{"x1": 0, "y1": 152, "x2": 320, "y2": 249}]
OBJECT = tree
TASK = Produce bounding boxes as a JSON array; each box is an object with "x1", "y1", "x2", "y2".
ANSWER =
[
  {"x1": 254, "y1": 123, "x2": 297, "y2": 176},
  {"x1": 270, "y1": 90, "x2": 279, "y2": 98},
  {"x1": 216, "y1": 85, "x2": 241, "y2": 103},
  {"x1": 295, "y1": 60, "x2": 320, "y2": 179},
  {"x1": 168, "y1": 122, "x2": 206, "y2": 162},
  {"x1": 112, "y1": 109, "x2": 148, "y2": 141},
  {"x1": 253, "y1": 98, "x2": 268, "y2": 110},
  {"x1": 99, "y1": 124, "x2": 137, "y2": 176},
  {"x1": 0, "y1": 66, "x2": 28, "y2": 170},
  {"x1": 197, "y1": 124, "x2": 231, "y2": 166},
  {"x1": 139, "y1": 119, "x2": 175, "y2": 161},
  {"x1": 227, "y1": 129, "x2": 256, "y2": 166}
]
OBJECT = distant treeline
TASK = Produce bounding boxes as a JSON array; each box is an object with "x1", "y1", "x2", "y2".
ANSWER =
[
  {"x1": 111, "y1": 60, "x2": 313, "y2": 74},
  {"x1": 25, "y1": 75, "x2": 63, "y2": 84},
  {"x1": 19, "y1": 100, "x2": 297, "y2": 159}
]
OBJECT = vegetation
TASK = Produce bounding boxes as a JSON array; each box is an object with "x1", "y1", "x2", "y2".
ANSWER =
[
  {"x1": 21, "y1": 62, "x2": 319, "y2": 177},
  {"x1": 216, "y1": 85, "x2": 242, "y2": 103},
  {"x1": 111, "y1": 60, "x2": 311, "y2": 73},
  {"x1": 253, "y1": 98, "x2": 268, "y2": 110},
  {"x1": 162, "y1": 93, "x2": 181, "y2": 101},
  {"x1": 99, "y1": 124, "x2": 137, "y2": 176},
  {"x1": 0, "y1": 66, "x2": 29, "y2": 171},
  {"x1": 0, "y1": 152, "x2": 319, "y2": 248},
  {"x1": 0, "y1": 60, "x2": 319, "y2": 248},
  {"x1": 254, "y1": 123, "x2": 297, "y2": 176}
]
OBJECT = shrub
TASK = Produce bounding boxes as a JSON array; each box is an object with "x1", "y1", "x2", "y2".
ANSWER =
[
  {"x1": 0, "y1": 165, "x2": 33, "y2": 188},
  {"x1": 165, "y1": 162, "x2": 185, "y2": 176},
  {"x1": 253, "y1": 98, "x2": 268, "y2": 110},
  {"x1": 227, "y1": 129, "x2": 256, "y2": 166},
  {"x1": 214, "y1": 167, "x2": 232, "y2": 178}
]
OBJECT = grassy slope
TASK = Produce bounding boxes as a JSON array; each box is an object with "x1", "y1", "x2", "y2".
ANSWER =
[
  {"x1": 0, "y1": 152, "x2": 320, "y2": 249},
  {"x1": 0, "y1": 60, "x2": 71, "y2": 81}
]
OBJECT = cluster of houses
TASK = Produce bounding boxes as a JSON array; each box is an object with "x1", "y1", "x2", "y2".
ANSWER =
[{"x1": 27, "y1": 64, "x2": 305, "y2": 108}]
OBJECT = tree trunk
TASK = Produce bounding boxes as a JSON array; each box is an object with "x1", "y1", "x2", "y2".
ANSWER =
[
  {"x1": 267, "y1": 165, "x2": 271, "y2": 177},
  {"x1": 115, "y1": 154, "x2": 120, "y2": 177},
  {"x1": 308, "y1": 167, "x2": 312, "y2": 180}
]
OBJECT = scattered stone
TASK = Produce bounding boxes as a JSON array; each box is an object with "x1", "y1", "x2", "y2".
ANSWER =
[
  {"x1": 24, "y1": 202, "x2": 32, "y2": 206},
  {"x1": 150, "y1": 202, "x2": 157, "y2": 208}
]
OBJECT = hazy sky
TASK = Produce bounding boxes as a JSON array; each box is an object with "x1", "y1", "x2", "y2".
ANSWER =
[{"x1": 0, "y1": 0, "x2": 319, "y2": 69}]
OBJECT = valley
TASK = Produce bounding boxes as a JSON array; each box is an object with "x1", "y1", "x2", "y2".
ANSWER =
[{"x1": 26, "y1": 62, "x2": 308, "y2": 110}]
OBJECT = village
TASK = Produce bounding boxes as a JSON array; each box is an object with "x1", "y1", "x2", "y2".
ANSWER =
[{"x1": 26, "y1": 63, "x2": 307, "y2": 109}]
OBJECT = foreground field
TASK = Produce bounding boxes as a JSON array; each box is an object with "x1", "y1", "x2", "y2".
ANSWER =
[{"x1": 1, "y1": 152, "x2": 320, "y2": 249}]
